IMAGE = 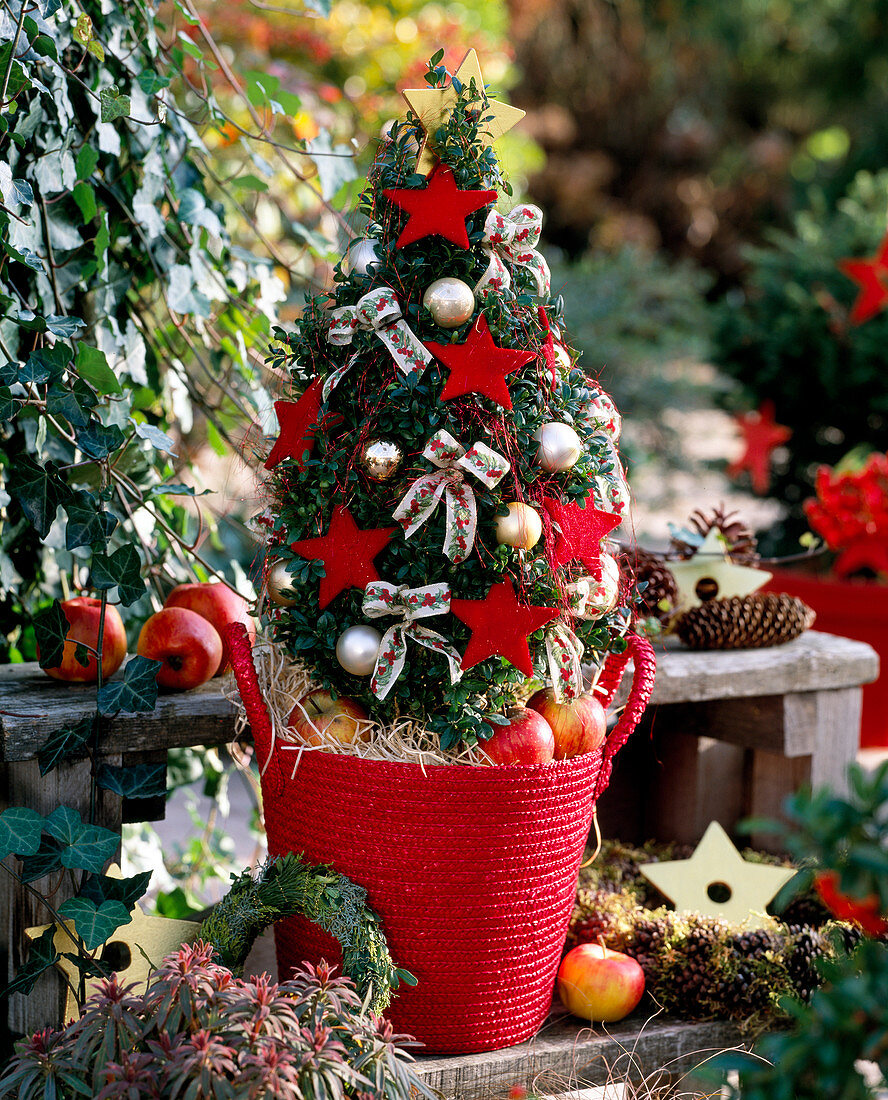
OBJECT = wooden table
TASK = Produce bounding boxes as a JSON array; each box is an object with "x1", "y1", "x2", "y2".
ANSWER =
[{"x1": 1, "y1": 629, "x2": 878, "y2": 1040}]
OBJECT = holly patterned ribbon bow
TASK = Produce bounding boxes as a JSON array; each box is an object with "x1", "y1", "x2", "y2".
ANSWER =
[
  {"x1": 474, "y1": 205, "x2": 552, "y2": 300},
  {"x1": 392, "y1": 430, "x2": 511, "y2": 563},
  {"x1": 325, "y1": 287, "x2": 432, "y2": 399},
  {"x1": 362, "y1": 581, "x2": 463, "y2": 700},
  {"x1": 544, "y1": 577, "x2": 618, "y2": 702}
]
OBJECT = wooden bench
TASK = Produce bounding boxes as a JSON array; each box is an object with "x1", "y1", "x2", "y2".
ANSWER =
[{"x1": 1, "y1": 629, "x2": 878, "y2": 1043}]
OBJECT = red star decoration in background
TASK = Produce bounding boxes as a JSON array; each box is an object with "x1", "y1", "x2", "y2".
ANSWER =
[
  {"x1": 425, "y1": 314, "x2": 536, "y2": 408},
  {"x1": 291, "y1": 505, "x2": 396, "y2": 609},
  {"x1": 839, "y1": 231, "x2": 888, "y2": 325},
  {"x1": 726, "y1": 400, "x2": 792, "y2": 495},
  {"x1": 383, "y1": 164, "x2": 496, "y2": 249},
  {"x1": 835, "y1": 534, "x2": 888, "y2": 579},
  {"x1": 450, "y1": 578, "x2": 558, "y2": 676},
  {"x1": 264, "y1": 380, "x2": 327, "y2": 472},
  {"x1": 542, "y1": 495, "x2": 622, "y2": 570}
]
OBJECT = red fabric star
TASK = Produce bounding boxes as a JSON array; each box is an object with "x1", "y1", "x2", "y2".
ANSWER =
[
  {"x1": 542, "y1": 495, "x2": 622, "y2": 570},
  {"x1": 264, "y1": 380, "x2": 325, "y2": 472},
  {"x1": 839, "y1": 231, "x2": 888, "y2": 325},
  {"x1": 291, "y1": 505, "x2": 396, "y2": 609},
  {"x1": 383, "y1": 164, "x2": 496, "y2": 249},
  {"x1": 425, "y1": 314, "x2": 536, "y2": 408},
  {"x1": 450, "y1": 578, "x2": 559, "y2": 676},
  {"x1": 727, "y1": 400, "x2": 792, "y2": 495}
]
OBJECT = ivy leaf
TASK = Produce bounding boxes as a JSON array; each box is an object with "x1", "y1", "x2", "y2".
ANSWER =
[
  {"x1": 1, "y1": 927, "x2": 59, "y2": 999},
  {"x1": 73, "y1": 13, "x2": 93, "y2": 46},
  {"x1": 72, "y1": 180, "x2": 97, "y2": 223},
  {"x1": 0, "y1": 387, "x2": 15, "y2": 421},
  {"x1": 87, "y1": 39, "x2": 105, "y2": 62},
  {"x1": 133, "y1": 420, "x2": 177, "y2": 455},
  {"x1": 96, "y1": 762, "x2": 167, "y2": 799},
  {"x1": 75, "y1": 344, "x2": 122, "y2": 395},
  {"x1": 75, "y1": 145, "x2": 99, "y2": 182},
  {"x1": 19, "y1": 834, "x2": 65, "y2": 881},
  {"x1": 37, "y1": 715, "x2": 95, "y2": 776},
  {"x1": 100, "y1": 86, "x2": 131, "y2": 124},
  {"x1": 90, "y1": 544, "x2": 143, "y2": 606},
  {"x1": 65, "y1": 490, "x2": 118, "y2": 550},
  {"x1": 34, "y1": 599, "x2": 69, "y2": 669},
  {"x1": 137, "y1": 71, "x2": 171, "y2": 95},
  {"x1": 76, "y1": 422, "x2": 126, "y2": 459},
  {"x1": 44, "y1": 315, "x2": 86, "y2": 338},
  {"x1": 41, "y1": 0, "x2": 63, "y2": 17},
  {"x1": 45, "y1": 807, "x2": 120, "y2": 873},
  {"x1": 0, "y1": 43, "x2": 31, "y2": 98},
  {"x1": 9, "y1": 178, "x2": 34, "y2": 206},
  {"x1": 80, "y1": 870, "x2": 152, "y2": 912},
  {"x1": 57, "y1": 898, "x2": 131, "y2": 950},
  {"x1": 0, "y1": 807, "x2": 44, "y2": 860},
  {"x1": 21, "y1": 343, "x2": 70, "y2": 385},
  {"x1": 47, "y1": 384, "x2": 91, "y2": 430},
  {"x1": 97, "y1": 656, "x2": 161, "y2": 716},
  {"x1": 9, "y1": 458, "x2": 71, "y2": 537},
  {"x1": 147, "y1": 483, "x2": 211, "y2": 498}
]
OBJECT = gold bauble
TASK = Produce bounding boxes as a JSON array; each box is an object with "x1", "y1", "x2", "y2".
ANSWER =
[
  {"x1": 423, "y1": 278, "x2": 475, "y2": 328},
  {"x1": 359, "y1": 438, "x2": 403, "y2": 482},
  {"x1": 495, "y1": 502, "x2": 543, "y2": 550},
  {"x1": 267, "y1": 560, "x2": 298, "y2": 607}
]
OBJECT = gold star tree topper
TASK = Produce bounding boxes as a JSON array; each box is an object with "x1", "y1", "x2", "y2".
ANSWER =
[
  {"x1": 668, "y1": 527, "x2": 772, "y2": 611},
  {"x1": 402, "y1": 50, "x2": 525, "y2": 175},
  {"x1": 639, "y1": 821, "x2": 796, "y2": 927},
  {"x1": 27, "y1": 868, "x2": 200, "y2": 1022}
]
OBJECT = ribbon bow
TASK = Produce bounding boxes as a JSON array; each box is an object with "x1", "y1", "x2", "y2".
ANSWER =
[
  {"x1": 324, "y1": 287, "x2": 432, "y2": 399},
  {"x1": 363, "y1": 581, "x2": 462, "y2": 700},
  {"x1": 392, "y1": 430, "x2": 511, "y2": 563},
  {"x1": 545, "y1": 620, "x2": 585, "y2": 703},
  {"x1": 474, "y1": 206, "x2": 552, "y2": 300}
]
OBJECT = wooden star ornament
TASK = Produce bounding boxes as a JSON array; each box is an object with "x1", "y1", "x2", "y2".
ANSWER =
[
  {"x1": 639, "y1": 821, "x2": 796, "y2": 927},
  {"x1": 839, "y1": 230, "x2": 888, "y2": 325},
  {"x1": 726, "y1": 400, "x2": 792, "y2": 495},
  {"x1": 425, "y1": 313, "x2": 535, "y2": 408},
  {"x1": 450, "y1": 577, "x2": 558, "y2": 675},
  {"x1": 667, "y1": 528, "x2": 772, "y2": 611},
  {"x1": 291, "y1": 505, "x2": 397, "y2": 609},
  {"x1": 383, "y1": 164, "x2": 496, "y2": 249},
  {"x1": 402, "y1": 49, "x2": 526, "y2": 175}
]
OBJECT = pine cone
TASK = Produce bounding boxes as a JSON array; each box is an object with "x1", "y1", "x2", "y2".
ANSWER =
[
  {"x1": 631, "y1": 549, "x2": 678, "y2": 623},
  {"x1": 670, "y1": 506, "x2": 759, "y2": 565},
  {"x1": 675, "y1": 594, "x2": 816, "y2": 650}
]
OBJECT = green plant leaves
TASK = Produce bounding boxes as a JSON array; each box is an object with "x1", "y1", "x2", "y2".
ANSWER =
[
  {"x1": 80, "y1": 870, "x2": 152, "y2": 911},
  {"x1": 75, "y1": 344, "x2": 122, "y2": 395},
  {"x1": 9, "y1": 458, "x2": 71, "y2": 537},
  {"x1": 37, "y1": 715, "x2": 96, "y2": 775},
  {"x1": 100, "y1": 85, "x2": 131, "y2": 123},
  {"x1": 0, "y1": 927, "x2": 59, "y2": 999},
  {"x1": 65, "y1": 490, "x2": 118, "y2": 551},
  {"x1": 0, "y1": 806, "x2": 45, "y2": 860},
  {"x1": 58, "y1": 897, "x2": 132, "y2": 950},
  {"x1": 96, "y1": 762, "x2": 167, "y2": 799},
  {"x1": 133, "y1": 420, "x2": 177, "y2": 455},
  {"x1": 91, "y1": 544, "x2": 144, "y2": 606},
  {"x1": 44, "y1": 807, "x2": 120, "y2": 874},
  {"x1": 76, "y1": 422, "x2": 126, "y2": 459},
  {"x1": 97, "y1": 655, "x2": 161, "y2": 716},
  {"x1": 34, "y1": 599, "x2": 70, "y2": 669}
]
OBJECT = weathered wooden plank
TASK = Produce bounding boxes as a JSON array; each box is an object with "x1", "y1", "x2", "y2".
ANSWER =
[
  {"x1": 0, "y1": 665, "x2": 239, "y2": 762},
  {"x1": 413, "y1": 1013, "x2": 749, "y2": 1098}
]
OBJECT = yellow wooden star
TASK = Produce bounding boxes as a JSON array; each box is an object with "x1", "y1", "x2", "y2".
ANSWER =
[
  {"x1": 668, "y1": 528, "x2": 772, "y2": 611},
  {"x1": 402, "y1": 49, "x2": 525, "y2": 175},
  {"x1": 639, "y1": 821, "x2": 796, "y2": 928},
  {"x1": 27, "y1": 879, "x2": 201, "y2": 1021}
]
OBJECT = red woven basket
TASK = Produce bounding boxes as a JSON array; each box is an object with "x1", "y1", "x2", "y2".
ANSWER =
[{"x1": 228, "y1": 626, "x2": 655, "y2": 1054}]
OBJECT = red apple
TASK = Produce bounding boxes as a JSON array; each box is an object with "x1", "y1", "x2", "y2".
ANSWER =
[
  {"x1": 41, "y1": 597, "x2": 127, "y2": 683},
  {"x1": 137, "y1": 607, "x2": 223, "y2": 691},
  {"x1": 527, "y1": 688, "x2": 608, "y2": 760},
  {"x1": 164, "y1": 582, "x2": 254, "y2": 675},
  {"x1": 557, "y1": 943, "x2": 645, "y2": 1022},
  {"x1": 287, "y1": 689, "x2": 369, "y2": 747},
  {"x1": 479, "y1": 707, "x2": 555, "y2": 765}
]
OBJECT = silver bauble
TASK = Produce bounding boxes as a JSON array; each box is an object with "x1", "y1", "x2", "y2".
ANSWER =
[
  {"x1": 335, "y1": 625, "x2": 382, "y2": 676},
  {"x1": 266, "y1": 560, "x2": 299, "y2": 607},
  {"x1": 360, "y1": 438, "x2": 403, "y2": 482},
  {"x1": 423, "y1": 278, "x2": 475, "y2": 328},
  {"x1": 585, "y1": 391, "x2": 622, "y2": 442},
  {"x1": 534, "y1": 421, "x2": 583, "y2": 472},
  {"x1": 345, "y1": 237, "x2": 381, "y2": 277},
  {"x1": 494, "y1": 502, "x2": 543, "y2": 550}
]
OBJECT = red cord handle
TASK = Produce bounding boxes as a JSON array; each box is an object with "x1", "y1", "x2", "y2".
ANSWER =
[
  {"x1": 593, "y1": 633, "x2": 657, "y2": 801},
  {"x1": 227, "y1": 622, "x2": 286, "y2": 795}
]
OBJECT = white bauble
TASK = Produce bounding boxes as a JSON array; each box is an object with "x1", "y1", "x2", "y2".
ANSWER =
[
  {"x1": 534, "y1": 422, "x2": 583, "y2": 472},
  {"x1": 335, "y1": 625, "x2": 382, "y2": 676},
  {"x1": 345, "y1": 238, "x2": 381, "y2": 277},
  {"x1": 423, "y1": 278, "x2": 475, "y2": 328}
]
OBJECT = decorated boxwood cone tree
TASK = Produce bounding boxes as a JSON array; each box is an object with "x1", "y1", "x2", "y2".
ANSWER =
[{"x1": 261, "y1": 50, "x2": 633, "y2": 753}]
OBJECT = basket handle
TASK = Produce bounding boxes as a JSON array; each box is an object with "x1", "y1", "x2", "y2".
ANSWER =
[
  {"x1": 592, "y1": 633, "x2": 657, "y2": 801},
  {"x1": 227, "y1": 622, "x2": 286, "y2": 794}
]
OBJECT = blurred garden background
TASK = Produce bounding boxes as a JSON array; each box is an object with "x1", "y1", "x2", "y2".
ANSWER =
[{"x1": 6, "y1": 0, "x2": 888, "y2": 911}]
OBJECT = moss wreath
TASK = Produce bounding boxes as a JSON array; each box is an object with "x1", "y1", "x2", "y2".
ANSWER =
[{"x1": 199, "y1": 852, "x2": 412, "y2": 1015}]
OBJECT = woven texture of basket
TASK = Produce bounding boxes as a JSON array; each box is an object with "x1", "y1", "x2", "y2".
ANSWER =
[{"x1": 228, "y1": 624, "x2": 655, "y2": 1054}]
